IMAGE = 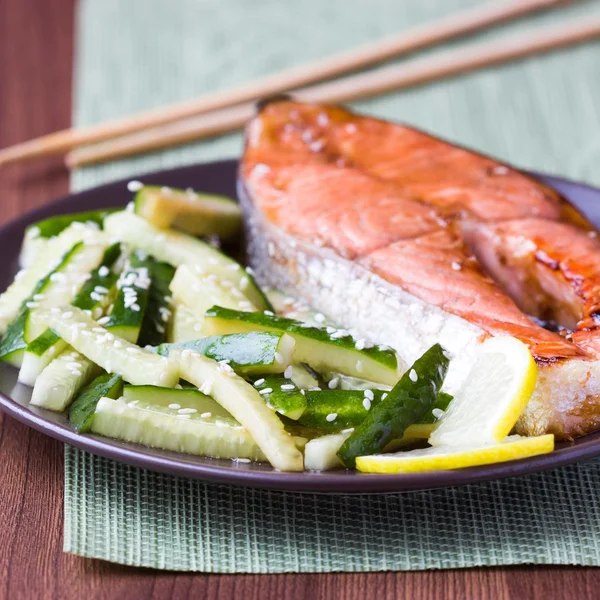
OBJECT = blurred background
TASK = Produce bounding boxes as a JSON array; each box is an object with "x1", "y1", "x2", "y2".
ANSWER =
[{"x1": 72, "y1": 0, "x2": 600, "y2": 188}]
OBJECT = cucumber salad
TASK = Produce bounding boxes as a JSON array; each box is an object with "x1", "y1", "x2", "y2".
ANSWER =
[{"x1": 0, "y1": 183, "x2": 554, "y2": 473}]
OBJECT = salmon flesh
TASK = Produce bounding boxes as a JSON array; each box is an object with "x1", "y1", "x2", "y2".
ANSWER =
[{"x1": 239, "y1": 99, "x2": 600, "y2": 440}]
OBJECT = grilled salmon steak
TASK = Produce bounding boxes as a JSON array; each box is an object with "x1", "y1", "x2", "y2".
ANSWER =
[{"x1": 239, "y1": 99, "x2": 600, "y2": 440}]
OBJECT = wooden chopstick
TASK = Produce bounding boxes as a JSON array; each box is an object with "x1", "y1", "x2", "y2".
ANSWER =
[
  {"x1": 67, "y1": 14, "x2": 600, "y2": 168},
  {"x1": 0, "y1": 0, "x2": 579, "y2": 167}
]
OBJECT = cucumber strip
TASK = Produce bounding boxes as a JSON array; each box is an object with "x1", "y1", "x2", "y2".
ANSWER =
[
  {"x1": 304, "y1": 424, "x2": 441, "y2": 472},
  {"x1": 337, "y1": 344, "x2": 450, "y2": 468},
  {"x1": 324, "y1": 373, "x2": 392, "y2": 392},
  {"x1": 172, "y1": 348, "x2": 304, "y2": 471},
  {"x1": 0, "y1": 241, "x2": 106, "y2": 366},
  {"x1": 91, "y1": 396, "x2": 269, "y2": 462},
  {"x1": 18, "y1": 243, "x2": 122, "y2": 386},
  {"x1": 297, "y1": 389, "x2": 453, "y2": 433},
  {"x1": 42, "y1": 306, "x2": 179, "y2": 387},
  {"x1": 168, "y1": 303, "x2": 205, "y2": 342},
  {"x1": 71, "y1": 242, "x2": 122, "y2": 315},
  {"x1": 103, "y1": 251, "x2": 152, "y2": 343},
  {"x1": 30, "y1": 349, "x2": 100, "y2": 411},
  {"x1": 305, "y1": 432, "x2": 352, "y2": 471},
  {"x1": 252, "y1": 376, "x2": 306, "y2": 420},
  {"x1": 204, "y1": 307, "x2": 402, "y2": 386},
  {"x1": 0, "y1": 223, "x2": 107, "y2": 334},
  {"x1": 286, "y1": 364, "x2": 320, "y2": 389},
  {"x1": 138, "y1": 258, "x2": 175, "y2": 347},
  {"x1": 157, "y1": 332, "x2": 295, "y2": 375},
  {"x1": 20, "y1": 211, "x2": 114, "y2": 268},
  {"x1": 25, "y1": 208, "x2": 117, "y2": 240},
  {"x1": 69, "y1": 372, "x2": 123, "y2": 432},
  {"x1": 134, "y1": 185, "x2": 241, "y2": 239},
  {"x1": 18, "y1": 329, "x2": 67, "y2": 386},
  {"x1": 122, "y1": 385, "x2": 231, "y2": 419},
  {"x1": 103, "y1": 211, "x2": 272, "y2": 310},
  {"x1": 170, "y1": 264, "x2": 258, "y2": 325}
]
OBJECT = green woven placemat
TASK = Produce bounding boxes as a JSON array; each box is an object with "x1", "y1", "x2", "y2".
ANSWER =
[{"x1": 65, "y1": 0, "x2": 600, "y2": 571}]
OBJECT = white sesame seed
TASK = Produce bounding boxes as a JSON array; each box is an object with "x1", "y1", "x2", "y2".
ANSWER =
[
  {"x1": 382, "y1": 393, "x2": 388, "y2": 400},
  {"x1": 25, "y1": 302, "x2": 39, "y2": 309},
  {"x1": 98, "y1": 266, "x2": 110, "y2": 277},
  {"x1": 432, "y1": 408, "x2": 445, "y2": 419},
  {"x1": 362, "y1": 398, "x2": 371, "y2": 411},
  {"x1": 127, "y1": 180, "x2": 143, "y2": 192},
  {"x1": 233, "y1": 457, "x2": 251, "y2": 463},
  {"x1": 364, "y1": 389, "x2": 374, "y2": 400},
  {"x1": 451, "y1": 261, "x2": 462, "y2": 271},
  {"x1": 96, "y1": 316, "x2": 110, "y2": 325},
  {"x1": 280, "y1": 384, "x2": 295, "y2": 391},
  {"x1": 409, "y1": 369, "x2": 418, "y2": 382},
  {"x1": 259, "y1": 388, "x2": 273, "y2": 395},
  {"x1": 131, "y1": 304, "x2": 140, "y2": 312},
  {"x1": 168, "y1": 403, "x2": 181, "y2": 410},
  {"x1": 355, "y1": 339, "x2": 366, "y2": 350},
  {"x1": 200, "y1": 412, "x2": 212, "y2": 418},
  {"x1": 274, "y1": 352, "x2": 285, "y2": 364},
  {"x1": 178, "y1": 408, "x2": 198, "y2": 415},
  {"x1": 341, "y1": 428, "x2": 355, "y2": 434},
  {"x1": 284, "y1": 366, "x2": 293, "y2": 379},
  {"x1": 264, "y1": 310, "x2": 275, "y2": 316},
  {"x1": 328, "y1": 377, "x2": 339, "y2": 390},
  {"x1": 126, "y1": 202, "x2": 135, "y2": 213},
  {"x1": 326, "y1": 413, "x2": 337, "y2": 422}
]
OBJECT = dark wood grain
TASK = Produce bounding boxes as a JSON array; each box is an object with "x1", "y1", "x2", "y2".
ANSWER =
[{"x1": 1, "y1": 0, "x2": 599, "y2": 598}]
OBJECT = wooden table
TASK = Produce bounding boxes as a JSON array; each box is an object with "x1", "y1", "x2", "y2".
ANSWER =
[{"x1": 1, "y1": 1, "x2": 599, "y2": 598}]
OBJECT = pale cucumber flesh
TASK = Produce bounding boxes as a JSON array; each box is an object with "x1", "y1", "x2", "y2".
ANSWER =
[
  {"x1": 91, "y1": 397, "x2": 267, "y2": 461},
  {"x1": 44, "y1": 306, "x2": 179, "y2": 387},
  {"x1": 30, "y1": 349, "x2": 100, "y2": 411},
  {"x1": 173, "y1": 349, "x2": 304, "y2": 471}
]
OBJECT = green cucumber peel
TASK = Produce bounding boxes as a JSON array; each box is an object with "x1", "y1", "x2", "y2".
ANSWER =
[
  {"x1": 71, "y1": 242, "x2": 121, "y2": 312},
  {"x1": 138, "y1": 258, "x2": 175, "y2": 347},
  {"x1": 103, "y1": 250, "x2": 152, "y2": 342},
  {"x1": 336, "y1": 343, "x2": 450, "y2": 468},
  {"x1": 0, "y1": 242, "x2": 85, "y2": 363},
  {"x1": 204, "y1": 306, "x2": 399, "y2": 384},
  {"x1": 252, "y1": 375, "x2": 307, "y2": 420},
  {"x1": 157, "y1": 331, "x2": 294, "y2": 375},
  {"x1": 69, "y1": 372, "x2": 123, "y2": 433}
]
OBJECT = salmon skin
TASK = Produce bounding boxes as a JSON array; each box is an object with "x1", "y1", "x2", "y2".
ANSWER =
[{"x1": 239, "y1": 99, "x2": 600, "y2": 440}]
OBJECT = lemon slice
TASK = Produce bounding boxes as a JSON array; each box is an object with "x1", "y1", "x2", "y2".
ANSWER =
[
  {"x1": 355, "y1": 434, "x2": 554, "y2": 474},
  {"x1": 428, "y1": 336, "x2": 537, "y2": 447}
]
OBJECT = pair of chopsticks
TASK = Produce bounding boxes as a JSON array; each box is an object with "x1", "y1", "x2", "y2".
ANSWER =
[{"x1": 0, "y1": 0, "x2": 597, "y2": 168}]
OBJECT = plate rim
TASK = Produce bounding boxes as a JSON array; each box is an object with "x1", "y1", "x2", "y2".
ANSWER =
[{"x1": 1, "y1": 158, "x2": 600, "y2": 494}]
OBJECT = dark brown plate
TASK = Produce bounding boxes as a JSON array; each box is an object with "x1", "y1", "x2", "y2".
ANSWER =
[{"x1": 1, "y1": 159, "x2": 600, "y2": 494}]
